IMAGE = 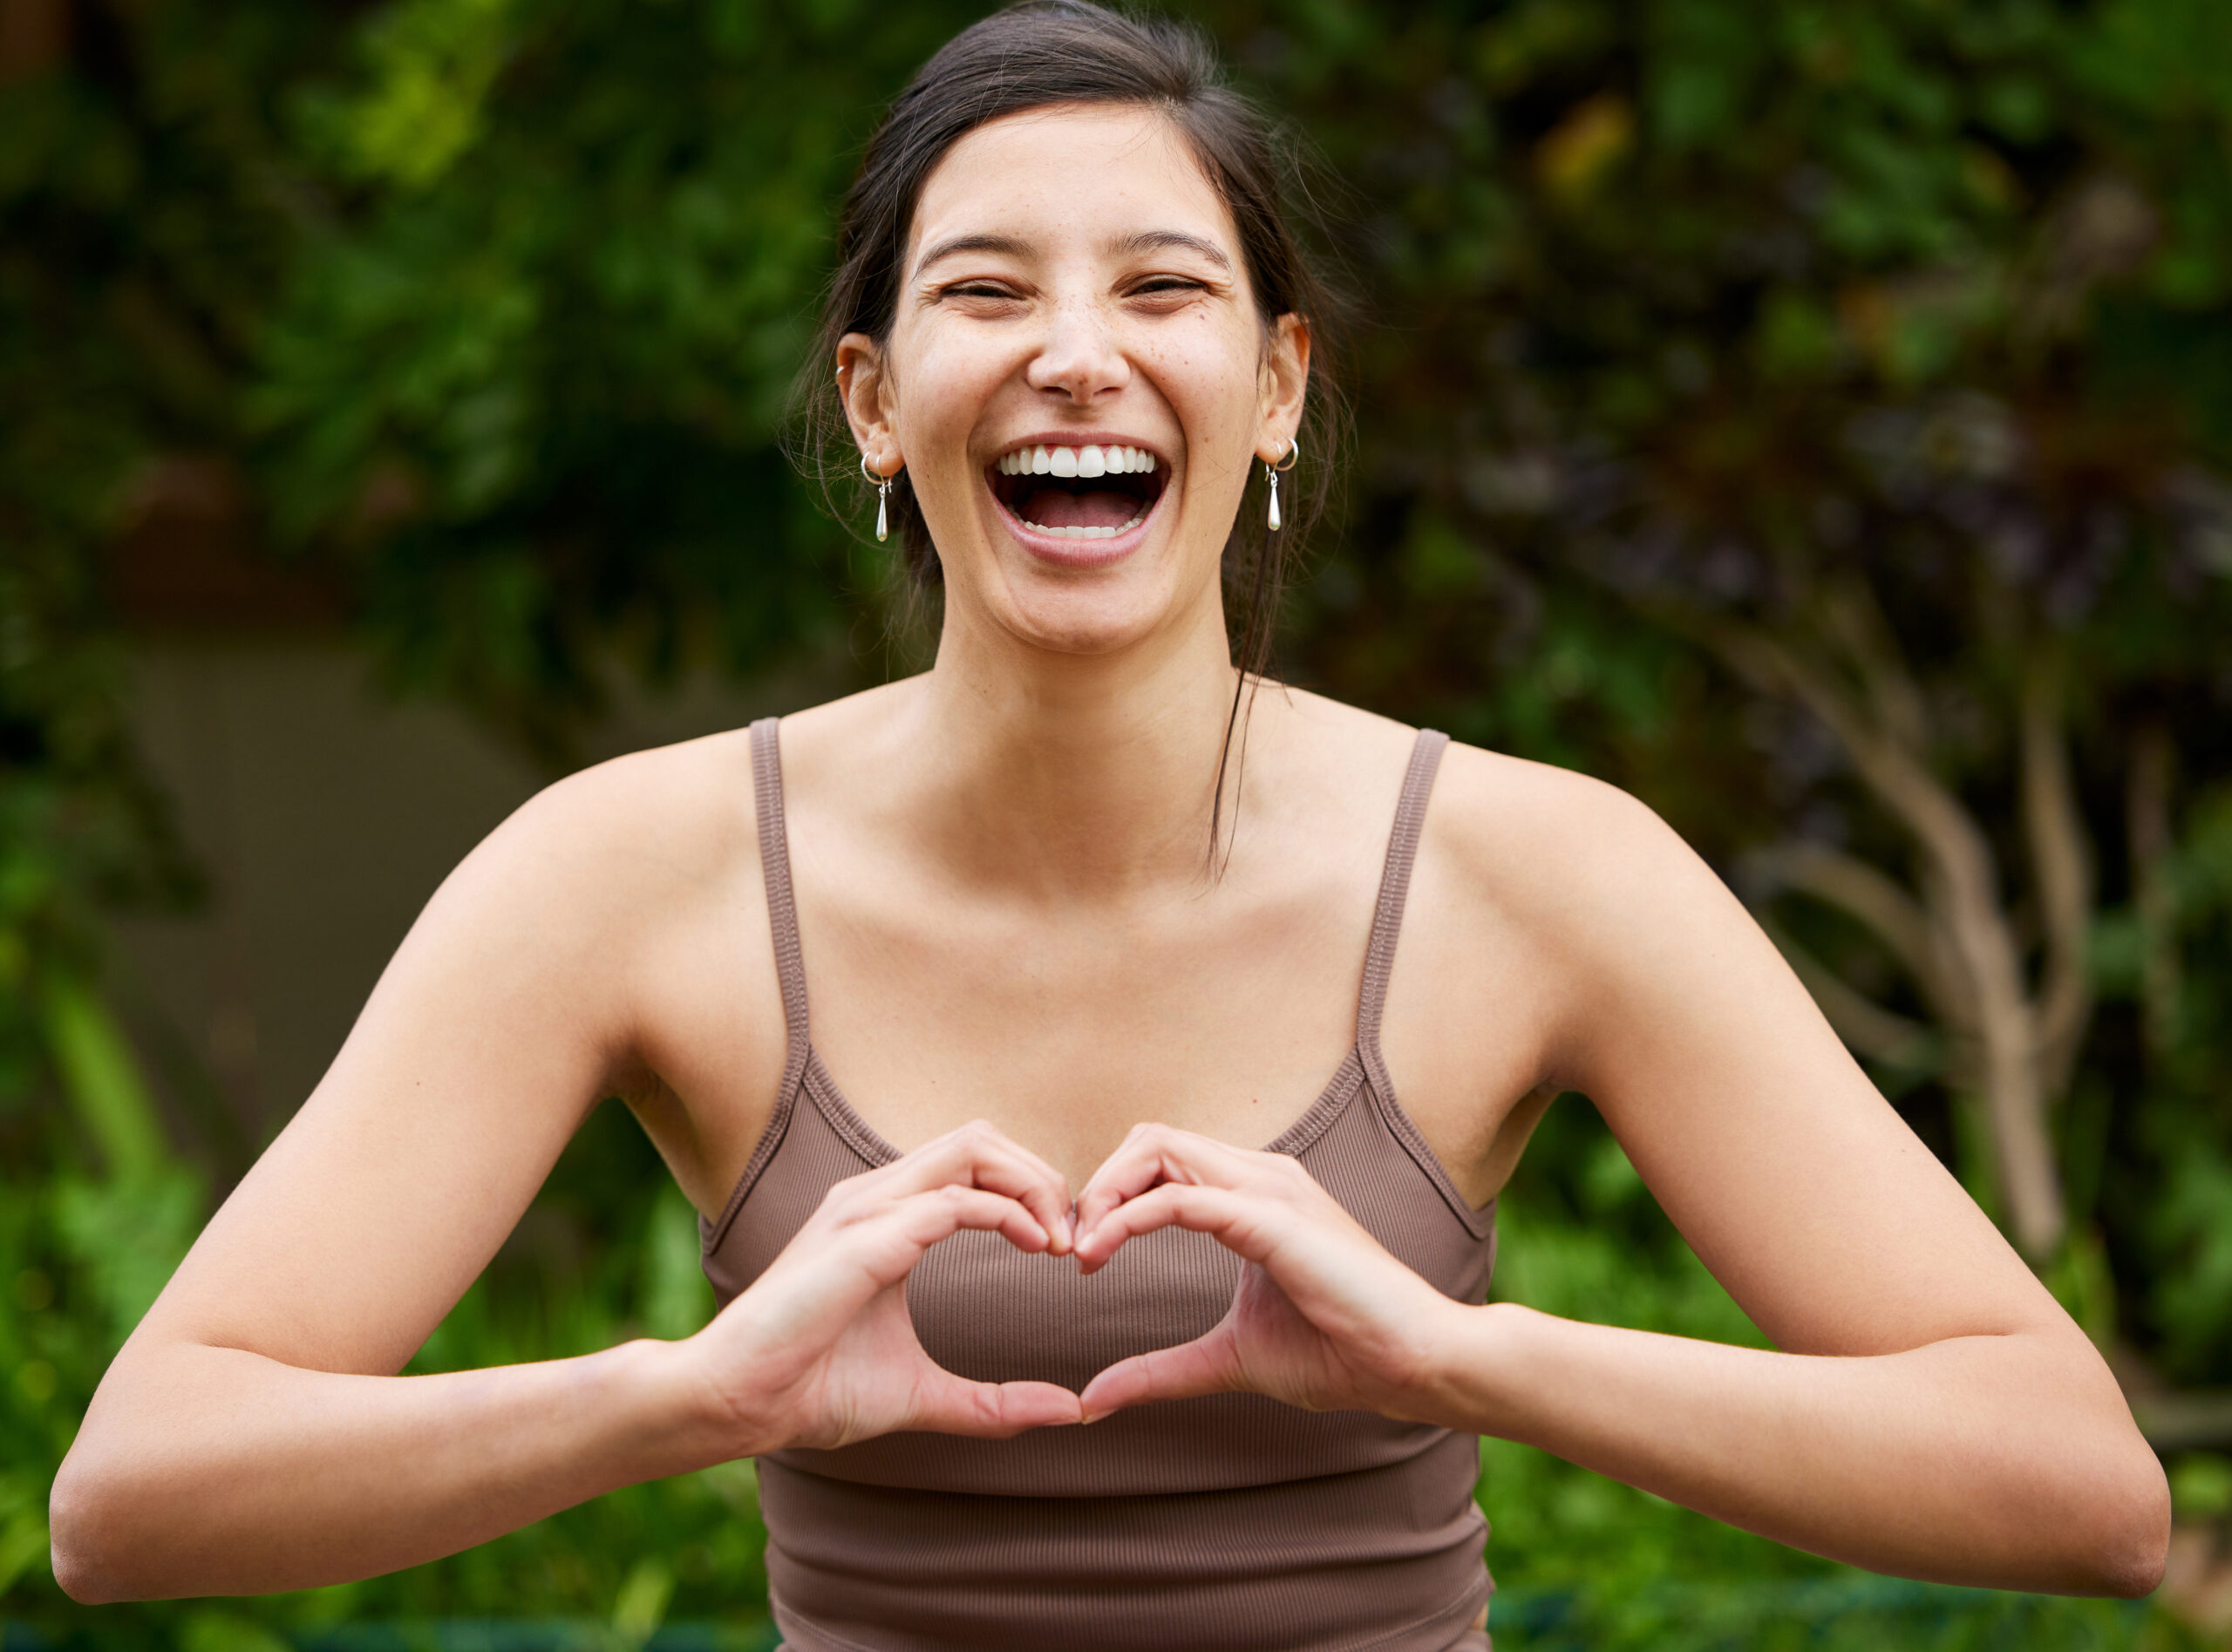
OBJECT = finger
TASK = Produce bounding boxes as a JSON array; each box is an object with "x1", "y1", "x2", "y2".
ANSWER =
[
  {"x1": 907, "y1": 1368, "x2": 1085, "y2": 1438},
  {"x1": 851, "y1": 1185, "x2": 1059, "y2": 1288},
  {"x1": 1077, "y1": 1330, "x2": 1243, "y2": 1421},
  {"x1": 877, "y1": 1123, "x2": 1075, "y2": 1254},
  {"x1": 1074, "y1": 1124, "x2": 1264, "y2": 1240},
  {"x1": 1072, "y1": 1180, "x2": 1280, "y2": 1275}
]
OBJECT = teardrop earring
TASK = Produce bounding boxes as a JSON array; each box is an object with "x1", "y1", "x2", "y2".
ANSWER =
[
  {"x1": 861, "y1": 452, "x2": 899, "y2": 543},
  {"x1": 1265, "y1": 436, "x2": 1300, "y2": 532}
]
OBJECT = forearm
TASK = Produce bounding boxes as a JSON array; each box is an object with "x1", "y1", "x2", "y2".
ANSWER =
[
  {"x1": 1431, "y1": 1303, "x2": 2167, "y2": 1597},
  {"x1": 51, "y1": 1337, "x2": 726, "y2": 1602}
]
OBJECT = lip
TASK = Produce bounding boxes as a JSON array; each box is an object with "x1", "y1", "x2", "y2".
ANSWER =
[{"x1": 985, "y1": 429, "x2": 1172, "y2": 571}]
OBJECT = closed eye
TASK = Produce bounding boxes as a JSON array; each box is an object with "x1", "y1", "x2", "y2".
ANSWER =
[{"x1": 1126, "y1": 276, "x2": 1215, "y2": 313}]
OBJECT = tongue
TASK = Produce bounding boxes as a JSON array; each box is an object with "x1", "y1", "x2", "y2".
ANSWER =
[{"x1": 1015, "y1": 486, "x2": 1139, "y2": 530}]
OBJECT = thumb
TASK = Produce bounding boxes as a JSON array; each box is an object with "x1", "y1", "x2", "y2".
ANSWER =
[
  {"x1": 1077, "y1": 1329, "x2": 1243, "y2": 1423},
  {"x1": 907, "y1": 1366, "x2": 1086, "y2": 1438}
]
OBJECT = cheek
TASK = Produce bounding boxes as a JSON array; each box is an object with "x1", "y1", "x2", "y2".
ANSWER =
[
  {"x1": 894, "y1": 330, "x2": 1011, "y2": 436},
  {"x1": 1141, "y1": 330, "x2": 1265, "y2": 450}
]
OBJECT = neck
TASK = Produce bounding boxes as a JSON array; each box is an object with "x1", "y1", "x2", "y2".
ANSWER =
[{"x1": 898, "y1": 585, "x2": 1251, "y2": 901}]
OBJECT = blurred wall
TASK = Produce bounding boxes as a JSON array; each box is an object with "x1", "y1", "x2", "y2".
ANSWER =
[{"x1": 106, "y1": 628, "x2": 832, "y2": 1158}]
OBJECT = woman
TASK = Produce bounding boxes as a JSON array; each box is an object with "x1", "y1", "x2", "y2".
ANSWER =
[{"x1": 52, "y1": 4, "x2": 2167, "y2": 1648}]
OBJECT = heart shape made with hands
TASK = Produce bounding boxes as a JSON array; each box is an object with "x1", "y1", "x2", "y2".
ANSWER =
[
  {"x1": 721, "y1": 1115, "x2": 1466, "y2": 1456},
  {"x1": 882, "y1": 1118, "x2": 1460, "y2": 1429}
]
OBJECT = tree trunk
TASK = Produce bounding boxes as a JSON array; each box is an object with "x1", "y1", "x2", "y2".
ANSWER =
[{"x1": 1702, "y1": 596, "x2": 2090, "y2": 1263}]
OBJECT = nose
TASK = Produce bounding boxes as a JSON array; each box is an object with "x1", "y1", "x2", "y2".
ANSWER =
[{"x1": 1024, "y1": 301, "x2": 1130, "y2": 405}]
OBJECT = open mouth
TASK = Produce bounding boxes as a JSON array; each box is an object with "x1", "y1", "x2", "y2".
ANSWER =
[{"x1": 988, "y1": 443, "x2": 1167, "y2": 541}]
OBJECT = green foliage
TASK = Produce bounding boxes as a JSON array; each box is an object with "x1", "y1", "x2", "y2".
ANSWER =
[
  {"x1": 0, "y1": 1094, "x2": 768, "y2": 1647},
  {"x1": 253, "y1": 0, "x2": 991, "y2": 753},
  {"x1": 1482, "y1": 1103, "x2": 2204, "y2": 1646},
  {"x1": 8, "y1": 0, "x2": 2232, "y2": 1642},
  {"x1": 1255, "y1": 0, "x2": 2232, "y2": 1354},
  {"x1": 1493, "y1": 1575, "x2": 2187, "y2": 1651}
]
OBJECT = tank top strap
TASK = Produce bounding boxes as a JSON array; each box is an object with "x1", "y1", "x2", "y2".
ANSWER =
[
  {"x1": 750, "y1": 717, "x2": 812, "y2": 1071},
  {"x1": 1356, "y1": 728, "x2": 1450, "y2": 1062}
]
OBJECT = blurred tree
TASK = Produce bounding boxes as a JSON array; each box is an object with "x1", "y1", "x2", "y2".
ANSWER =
[
  {"x1": 2, "y1": 3, "x2": 307, "y2": 1635},
  {"x1": 10, "y1": 0, "x2": 2232, "y2": 1641},
  {"x1": 250, "y1": 0, "x2": 991, "y2": 757},
  {"x1": 1253, "y1": 0, "x2": 2232, "y2": 1300}
]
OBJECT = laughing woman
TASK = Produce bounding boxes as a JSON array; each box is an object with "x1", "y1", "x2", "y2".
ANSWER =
[{"x1": 51, "y1": 4, "x2": 2167, "y2": 1649}]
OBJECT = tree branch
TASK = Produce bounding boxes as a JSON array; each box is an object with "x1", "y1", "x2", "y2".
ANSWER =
[
  {"x1": 2021, "y1": 660, "x2": 2093, "y2": 1099},
  {"x1": 1700, "y1": 613, "x2": 2067, "y2": 1260},
  {"x1": 1752, "y1": 840, "x2": 1950, "y2": 1017},
  {"x1": 1758, "y1": 911, "x2": 1943, "y2": 1073},
  {"x1": 2126, "y1": 724, "x2": 2180, "y2": 1066}
]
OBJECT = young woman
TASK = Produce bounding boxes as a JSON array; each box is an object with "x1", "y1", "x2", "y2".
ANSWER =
[{"x1": 52, "y1": 4, "x2": 2167, "y2": 1648}]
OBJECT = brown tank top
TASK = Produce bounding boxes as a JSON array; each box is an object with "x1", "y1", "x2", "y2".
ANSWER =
[{"x1": 702, "y1": 717, "x2": 1498, "y2": 1652}]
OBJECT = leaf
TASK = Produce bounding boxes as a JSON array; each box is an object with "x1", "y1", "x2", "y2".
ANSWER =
[
  {"x1": 316, "y1": 0, "x2": 516, "y2": 189},
  {"x1": 1535, "y1": 92, "x2": 1635, "y2": 200},
  {"x1": 51, "y1": 1171, "x2": 204, "y2": 1347},
  {"x1": 39, "y1": 976, "x2": 164, "y2": 1185},
  {"x1": 610, "y1": 1554, "x2": 675, "y2": 1648},
  {"x1": 179, "y1": 1609, "x2": 295, "y2": 1652},
  {"x1": 640, "y1": 1183, "x2": 712, "y2": 1343},
  {"x1": 0, "y1": 1506, "x2": 49, "y2": 1599}
]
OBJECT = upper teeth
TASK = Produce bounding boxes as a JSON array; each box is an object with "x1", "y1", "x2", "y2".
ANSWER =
[{"x1": 997, "y1": 445, "x2": 1157, "y2": 477}]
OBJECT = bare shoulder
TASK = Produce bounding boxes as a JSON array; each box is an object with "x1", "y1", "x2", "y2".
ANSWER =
[
  {"x1": 1412, "y1": 738, "x2": 1762, "y2": 1098},
  {"x1": 478, "y1": 726, "x2": 761, "y2": 913},
  {"x1": 1272, "y1": 686, "x2": 1661, "y2": 853},
  {"x1": 1426, "y1": 739, "x2": 1708, "y2": 933},
  {"x1": 1260, "y1": 691, "x2": 1707, "y2": 957},
  {"x1": 1416, "y1": 737, "x2": 2062, "y2": 1352}
]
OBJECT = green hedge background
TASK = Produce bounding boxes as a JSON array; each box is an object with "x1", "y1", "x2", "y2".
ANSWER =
[{"x1": 6, "y1": 0, "x2": 2232, "y2": 1644}]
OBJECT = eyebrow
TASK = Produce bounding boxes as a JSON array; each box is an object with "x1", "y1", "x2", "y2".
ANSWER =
[
  {"x1": 911, "y1": 228, "x2": 1235, "y2": 281},
  {"x1": 913, "y1": 233, "x2": 1031, "y2": 279},
  {"x1": 1113, "y1": 229, "x2": 1233, "y2": 271}
]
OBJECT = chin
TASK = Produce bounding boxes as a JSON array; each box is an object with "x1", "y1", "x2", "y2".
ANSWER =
[{"x1": 985, "y1": 565, "x2": 1194, "y2": 659}]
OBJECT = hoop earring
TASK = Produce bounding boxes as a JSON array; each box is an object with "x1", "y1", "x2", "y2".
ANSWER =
[
  {"x1": 1265, "y1": 437, "x2": 1300, "y2": 532},
  {"x1": 861, "y1": 452, "x2": 899, "y2": 543}
]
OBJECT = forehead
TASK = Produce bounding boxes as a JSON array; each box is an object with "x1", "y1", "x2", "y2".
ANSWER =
[{"x1": 908, "y1": 104, "x2": 1241, "y2": 274}]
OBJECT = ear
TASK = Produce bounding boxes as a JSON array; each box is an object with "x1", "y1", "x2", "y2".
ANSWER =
[
  {"x1": 836, "y1": 333, "x2": 902, "y2": 476},
  {"x1": 1255, "y1": 313, "x2": 1311, "y2": 464}
]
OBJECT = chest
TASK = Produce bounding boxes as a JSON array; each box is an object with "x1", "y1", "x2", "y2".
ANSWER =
[
  {"x1": 631, "y1": 731, "x2": 1554, "y2": 1218},
  {"x1": 800, "y1": 881, "x2": 1366, "y2": 1180},
  {"x1": 783, "y1": 834, "x2": 1541, "y2": 1205}
]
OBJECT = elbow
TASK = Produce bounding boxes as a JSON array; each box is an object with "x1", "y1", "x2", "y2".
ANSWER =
[
  {"x1": 2077, "y1": 1445, "x2": 2172, "y2": 1600},
  {"x1": 2107, "y1": 1499, "x2": 2172, "y2": 1601},
  {"x1": 49, "y1": 1452, "x2": 149, "y2": 1605},
  {"x1": 49, "y1": 1542, "x2": 115, "y2": 1608},
  {"x1": 2097, "y1": 1519, "x2": 2170, "y2": 1602}
]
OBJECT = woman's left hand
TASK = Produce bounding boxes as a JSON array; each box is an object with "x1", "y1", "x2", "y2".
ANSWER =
[{"x1": 1071, "y1": 1124, "x2": 1467, "y2": 1424}]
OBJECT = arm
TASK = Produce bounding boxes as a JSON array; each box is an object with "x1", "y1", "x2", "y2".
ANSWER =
[
  {"x1": 1434, "y1": 1302, "x2": 2154, "y2": 1593},
  {"x1": 51, "y1": 758, "x2": 681, "y2": 1600},
  {"x1": 50, "y1": 746, "x2": 1079, "y2": 1602},
  {"x1": 1072, "y1": 759, "x2": 2167, "y2": 1597},
  {"x1": 1474, "y1": 772, "x2": 2166, "y2": 1595}
]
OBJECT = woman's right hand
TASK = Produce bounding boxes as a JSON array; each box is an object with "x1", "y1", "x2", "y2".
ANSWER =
[{"x1": 684, "y1": 1120, "x2": 1084, "y2": 1455}]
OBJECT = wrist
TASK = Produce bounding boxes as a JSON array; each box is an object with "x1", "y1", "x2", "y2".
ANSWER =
[
  {"x1": 1412, "y1": 1299, "x2": 1544, "y2": 1437},
  {"x1": 612, "y1": 1335, "x2": 767, "y2": 1474}
]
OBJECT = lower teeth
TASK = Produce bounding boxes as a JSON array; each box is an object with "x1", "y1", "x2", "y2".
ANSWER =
[{"x1": 1021, "y1": 506, "x2": 1148, "y2": 540}]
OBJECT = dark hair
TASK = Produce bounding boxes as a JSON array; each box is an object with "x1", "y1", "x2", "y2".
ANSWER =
[{"x1": 799, "y1": 0, "x2": 1348, "y2": 777}]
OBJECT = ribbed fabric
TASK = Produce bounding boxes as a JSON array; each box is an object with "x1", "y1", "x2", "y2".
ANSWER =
[{"x1": 704, "y1": 718, "x2": 1496, "y2": 1652}]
